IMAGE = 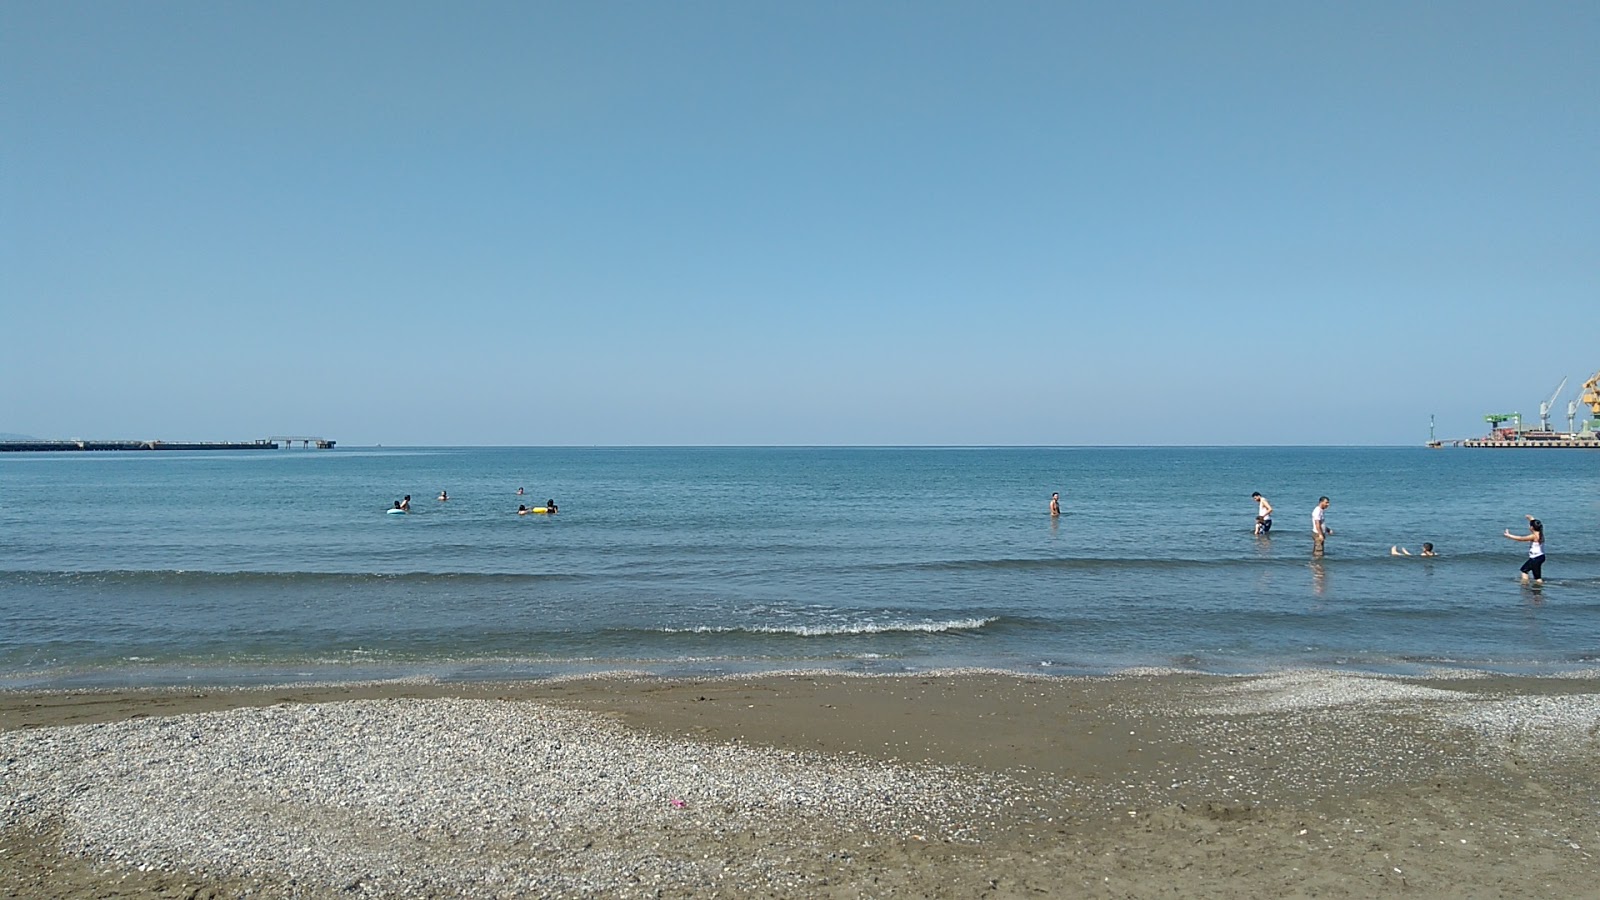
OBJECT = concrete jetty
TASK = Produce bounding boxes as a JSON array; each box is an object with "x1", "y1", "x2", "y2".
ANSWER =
[
  {"x1": 267, "y1": 436, "x2": 337, "y2": 449},
  {"x1": 0, "y1": 439, "x2": 332, "y2": 452},
  {"x1": 1457, "y1": 436, "x2": 1600, "y2": 449}
]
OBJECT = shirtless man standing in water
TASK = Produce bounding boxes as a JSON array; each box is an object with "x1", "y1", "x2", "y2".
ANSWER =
[{"x1": 1050, "y1": 493, "x2": 1061, "y2": 517}]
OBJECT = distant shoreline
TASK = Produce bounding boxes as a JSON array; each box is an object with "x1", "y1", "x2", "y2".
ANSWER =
[
  {"x1": 0, "y1": 439, "x2": 278, "y2": 452},
  {"x1": 0, "y1": 438, "x2": 336, "y2": 451}
]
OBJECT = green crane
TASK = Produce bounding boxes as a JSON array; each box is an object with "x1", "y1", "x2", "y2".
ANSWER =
[{"x1": 1484, "y1": 413, "x2": 1520, "y2": 432}]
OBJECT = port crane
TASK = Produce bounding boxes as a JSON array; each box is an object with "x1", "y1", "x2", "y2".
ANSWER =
[
  {"x1": 1579, "y1": 369, "x2": 1600, "y2": 433},
  {"x1": 1537, "y1": 377, "x2": 1568, "y2": 431},
  {"x1": 1583, "y1": 369, "x2": 1600, "y2": 415},
  {"x1": 1484, "y1": 413, "x2": 1520, "y2": 433},
  {"x1": 1464, "y1": 369, "x2": 1600, "y2": 447}
]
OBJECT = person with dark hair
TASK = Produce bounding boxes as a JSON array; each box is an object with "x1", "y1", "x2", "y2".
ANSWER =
[
  {"x1": 1504, "y1": 516, "x2": 1545, "y2": 584},
  {"x1": 1311, "y1": 496, "x2": 1332, "y2": 554},
  {"x1": 1391, "y1": 541, "x2": 1437, "y2": 557},
  {"x1": 1050, "y1": 492, "x2": 1061, "y2": 517},
  {"x1": 1251, "y1": 492, "x2": 1272, "y2": 535}
]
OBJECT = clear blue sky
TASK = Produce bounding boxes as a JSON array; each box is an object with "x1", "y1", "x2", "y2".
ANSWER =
[{"x1": 3, "y1": 1, "x2": 1595, "y2": 445}]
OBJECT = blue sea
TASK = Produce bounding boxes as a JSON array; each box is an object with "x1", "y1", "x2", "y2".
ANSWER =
[{"x1": 1, "y1": 447, "x2": 1595, "y2": 689}]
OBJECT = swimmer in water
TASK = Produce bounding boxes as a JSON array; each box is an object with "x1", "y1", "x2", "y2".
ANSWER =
[
  {"x1": 438, "y1": 490, "x2": 448, "y2": 502},
  {"x1": 1391, "y1": 542, "x2": 1437, "y2": 557},
  {"x1": 399, "y1": 495, "x2": 411, "y2": 511},
  {"x1": 545, "y1": 499, "x2": 558, "y2": 514},
  {"x1": 1049, "y1": 492, "x2": 1060, "y2": 517}
]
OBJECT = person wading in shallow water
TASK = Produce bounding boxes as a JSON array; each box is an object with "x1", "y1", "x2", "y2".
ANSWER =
[
  {"x1": 1312, "y1": 496, "x2": 1332, "y2": 555},
  {"x1": 1251, "y1": 491, "x2": 1273, "y2": 535},
  {"x1": 1503, "y1": 515, "x2": 1545, "y2": 584},
  {"x1": 1049, "y1": 493, "x2": 1061, "y2": 517}
]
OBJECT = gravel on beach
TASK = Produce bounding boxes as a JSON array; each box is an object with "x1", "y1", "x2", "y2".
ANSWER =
[
  {"x1": 1, "y1": 696, "x2": 1018, "y2": 897},
  {"x1": 3, "y1": 670, "x2": 1599, "y2": 899}
]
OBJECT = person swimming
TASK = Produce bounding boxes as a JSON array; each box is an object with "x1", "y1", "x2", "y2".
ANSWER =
[
  {"x1": 399, "y1": 495, "x2": 411, "y2": 511},
  {"x1": 438, "y1": 490, "x2": 449, "y2": 501},
  {"x1": 1391, "y1": 542, "x2": 1437, "y2": 557},
  {"x1": 517, "y1": 504, "x2": 530, "y2": 515},
  {"x1": 545, "y1": 499, "x2": 558, "y2": 514}
]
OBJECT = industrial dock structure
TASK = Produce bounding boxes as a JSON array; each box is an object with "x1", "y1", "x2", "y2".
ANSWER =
[
  {"x1": 1447, "y1": 369, "x2": 1600, "y2": 449},
  {"x1": 0, "y1": 438, "x2": 334, "y2": 452}
]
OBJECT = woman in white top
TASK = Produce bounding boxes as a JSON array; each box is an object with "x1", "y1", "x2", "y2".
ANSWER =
[{"x1": 1503, "y1": 516, "x2": 1545, "y2": 584}]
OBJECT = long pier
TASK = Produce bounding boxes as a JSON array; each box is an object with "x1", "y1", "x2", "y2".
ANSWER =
[
  {"x1": 1457, "y1": 437, "x2": 1600, "y2": 449},
  {"x1": 267, "y1": 436, "x2": 337, "y2": 449},
  {"x1": 0, "y1": 438, "x2": 334, "y2": 452}
]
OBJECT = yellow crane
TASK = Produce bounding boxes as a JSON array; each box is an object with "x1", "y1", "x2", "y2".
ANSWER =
[{"x1": 1583, "y1": 369, "x2": 1600, "y2": 416}]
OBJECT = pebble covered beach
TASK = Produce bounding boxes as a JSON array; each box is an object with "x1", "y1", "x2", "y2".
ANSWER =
[{"x1": 4, "y1": 670, "x2": 1600, "y2": 898}]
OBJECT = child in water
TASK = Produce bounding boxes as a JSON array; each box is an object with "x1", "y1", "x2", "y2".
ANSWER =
[{"x1": 1390, "y1": 542, "x2": 1436, "y2": 557}]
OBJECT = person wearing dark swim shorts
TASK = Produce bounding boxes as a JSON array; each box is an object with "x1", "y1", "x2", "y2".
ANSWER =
[
  {"x1": 1251, "y1": 492, "x2": 1272, "y2": 535},
  {"x1": 1504, "y1": 516, "x2": 1545, "y2": 584}
]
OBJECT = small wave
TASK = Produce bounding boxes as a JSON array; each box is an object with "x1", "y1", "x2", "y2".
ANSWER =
[
  {"x1": 873, "y1": 550, "x2": 1600, "y2": 573},
  {"x1": 878, "y1": 557, "x2": 1307, "y2": 574},
  {"x1": 0, "y1": 569, "x2": 584, "y2": 587},
  {"x1": 658, "y1": 617, "x2": 999, "y2": 637}
]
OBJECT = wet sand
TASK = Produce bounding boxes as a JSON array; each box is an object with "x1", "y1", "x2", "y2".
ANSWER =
[{"x1": 3, "y1": 670, "x2": 1598, "y2": 898}]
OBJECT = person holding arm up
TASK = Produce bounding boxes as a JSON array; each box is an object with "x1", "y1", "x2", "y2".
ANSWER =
[{"x1": 1503, "y1": 516, "x2": 1545, "y2": 584}]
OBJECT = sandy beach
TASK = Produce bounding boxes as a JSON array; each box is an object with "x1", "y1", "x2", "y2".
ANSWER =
[{"x1": 4, "y1": 670, "x2": 1599, "y2": 898}]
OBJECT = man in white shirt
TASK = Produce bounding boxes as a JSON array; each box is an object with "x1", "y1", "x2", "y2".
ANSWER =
[{"x1": 1312, "y1": 496, "x2": 1332, "y2": 554}]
